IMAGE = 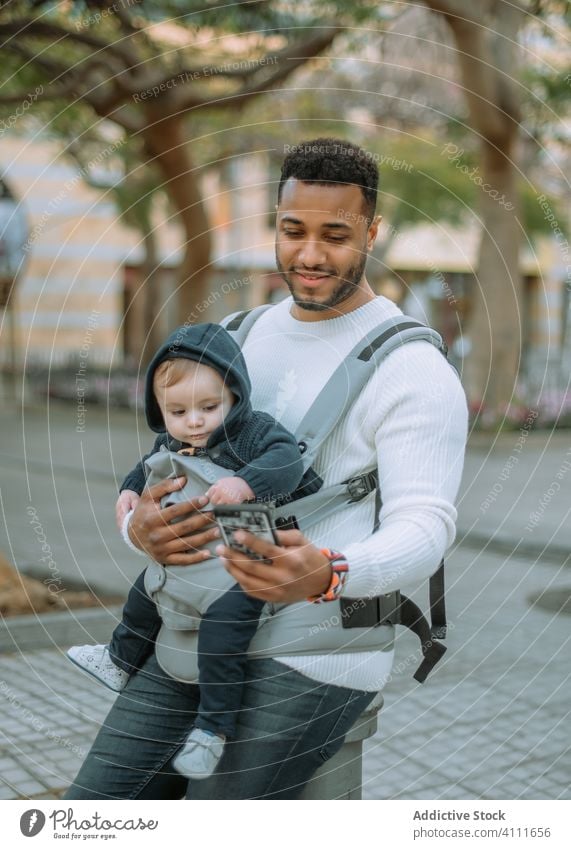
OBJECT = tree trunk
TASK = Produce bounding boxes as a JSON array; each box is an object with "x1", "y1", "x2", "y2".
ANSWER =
[
  {"x1": 435, "y1": 2, "x2": 525, "y2": 420},
  {"x1": 463, "y1": 137, "x2": 522, "y2": 414},
  {"x1": 140, "y1": 228, "x2": 164, "y2": 367},
  {"x1": 143, "y1": 113, "x2": 212, "y2": 325}
]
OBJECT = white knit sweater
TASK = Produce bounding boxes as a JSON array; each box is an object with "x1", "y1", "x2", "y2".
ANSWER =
[{"x1": 239, "y1": 295, "x2": 468, "y2": 691}]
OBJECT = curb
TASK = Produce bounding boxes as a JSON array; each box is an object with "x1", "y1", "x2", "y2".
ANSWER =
[
  {"x1": 457, "y1": 529, "x2": 571, "y2": 565},
  {"x1": 0, "y1": 605, "x2": 124, "y2": 653}
]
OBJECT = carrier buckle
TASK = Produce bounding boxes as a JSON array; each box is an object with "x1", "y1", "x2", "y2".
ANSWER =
[{"x1": 345, "y1": 471, "x2": 378, "y2": 503}]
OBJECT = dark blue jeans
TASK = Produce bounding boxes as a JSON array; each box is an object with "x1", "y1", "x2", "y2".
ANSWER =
[{"x1": 64, "y1": 653, "x2": 375, "y2": 800}]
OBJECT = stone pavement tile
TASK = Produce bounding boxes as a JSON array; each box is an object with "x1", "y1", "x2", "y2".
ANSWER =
[
  {"x1": 0, "y1": 784, "x2": 19, "y2": 799},
  {"x1": 21, "y1": 763, "x2": 71, "y2": 790},
  {"x1": 461, "y1": 769, "x2": 537, "y2": 798},
  {"x1": 391, "y1": 784, "x2": 461, "y2": 800},
  {"x1": 2, "y1": 766, "x2": 37, "y2": 783},
  {"x1": 363, "y1": 761, "x2": 425, "y2": 783},
  {"x1": 438, "y1": 785, "x2": 479, "y2": 800},
  {"x1": 492, "y1": 770, "x2": 554, "y2": 794},
  {"x1": 543, "y1": 764, "x2": 571, "y2": 784},
  {"x1": 12, "y1": 779, "x2": 47, "y2": 797},
  {"x1": 551, "y1": 786, "x2": 571, "y2": 800},
  {"x1": 503, "y1": 760, "x2": 560, "y2": 784},
  {"x1": 47, "y1": 745, "x2": 86, "y2": 763}
]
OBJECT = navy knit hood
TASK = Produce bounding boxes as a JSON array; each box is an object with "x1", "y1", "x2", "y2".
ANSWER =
[{"x1": 145, "y1": 323, "x2": 252, "y2": 446}]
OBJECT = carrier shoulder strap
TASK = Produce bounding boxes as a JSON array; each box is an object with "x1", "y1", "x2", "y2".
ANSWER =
[
  {"x1": 294, "y1": 318, "x2": 444, "y2": 470},
  {"x1": 226, "y1": 306, "x2": 445, "y2": 472},
  {"x1": 224, "y1": 304, "x2": 274, "y2": 346},
  {"x1": 226, "y1": 304, "x2": 450, "y2": 683}
]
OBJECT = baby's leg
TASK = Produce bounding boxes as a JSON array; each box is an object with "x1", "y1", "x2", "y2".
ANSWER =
[
  {"x1": 173, "y1": 586, "x2": 265, "y2": 779},
  {"x1": 68, "y1": 570, "x2": 161, "y2": 691},
  {"x1": 109, "y1": 569, "x2": 162, "y2": 674},
  {"x1": 195, "y1": 585, "x2": 266, "y2": 738}
]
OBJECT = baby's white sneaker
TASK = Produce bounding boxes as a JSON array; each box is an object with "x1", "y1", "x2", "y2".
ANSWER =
[
  {"x1": 173, "y1": 728, "x2": 225, "y2": 780},
  {"x1": 66, "y1": 644, "x2": 130, "y2": 692}
]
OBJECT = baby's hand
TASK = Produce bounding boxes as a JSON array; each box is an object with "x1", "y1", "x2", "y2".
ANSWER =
[
  {"x1": 206, "y1": 477, "x2": 255, "y2": 505},
  {"x1": 116, "y1": 489, "x2": 140, "y2": 530}
]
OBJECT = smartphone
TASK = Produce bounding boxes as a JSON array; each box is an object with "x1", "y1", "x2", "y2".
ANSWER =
[{"x1": 212, "y1": 504, "x2": 279, "y2": 562}]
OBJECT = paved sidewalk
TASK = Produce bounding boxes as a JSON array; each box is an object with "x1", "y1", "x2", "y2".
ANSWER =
[
  {"x1": 0, "y1": 403, "x2": 570, "y2": 799},
  {"x1": 0, "y1": 541, "x2": 569, "y2": 800}
]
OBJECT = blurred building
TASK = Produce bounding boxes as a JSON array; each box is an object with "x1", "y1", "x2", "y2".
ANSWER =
[{"x1": 0, "y1": 139, "x2": 566, "y2": 387}]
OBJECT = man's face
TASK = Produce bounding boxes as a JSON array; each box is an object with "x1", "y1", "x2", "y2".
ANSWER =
[{"x1": 275, "y1": 179, "x2": 379, "y2": 318}]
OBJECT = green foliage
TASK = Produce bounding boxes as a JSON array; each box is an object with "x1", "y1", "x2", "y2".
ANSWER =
[{"x1": 2, "y1": 0, "x2": 568, "y2": 246}]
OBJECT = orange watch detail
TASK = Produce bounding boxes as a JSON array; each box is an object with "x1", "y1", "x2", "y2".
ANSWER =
[{"x1": 306, "y1": 548, "x2": 349, "y2": 603}]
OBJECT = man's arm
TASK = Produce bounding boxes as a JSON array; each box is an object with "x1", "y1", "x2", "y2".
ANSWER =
[{"x1": 341, "y1": 342, "x2": 467, "y2": 598}]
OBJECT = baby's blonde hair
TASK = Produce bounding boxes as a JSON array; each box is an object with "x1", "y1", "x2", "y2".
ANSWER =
[{"x1": 153, "y1": 358, "x2": 199, "y2": 391}]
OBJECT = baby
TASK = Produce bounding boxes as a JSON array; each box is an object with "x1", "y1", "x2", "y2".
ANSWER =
[{"x1": 67, "y1": 322, "x2": 321, "y2": 781}]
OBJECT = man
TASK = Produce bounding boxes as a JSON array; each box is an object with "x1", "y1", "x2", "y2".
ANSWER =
[{"x1": 66, "y1": 138, "x2": 467, "y2": 800}]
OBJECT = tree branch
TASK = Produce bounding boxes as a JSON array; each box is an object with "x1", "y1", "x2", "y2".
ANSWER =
[
  {"x1": 0, "y1": 19, "x2": 134, "y2": 68},
  {"x1": 3, "y1": 40, "x2": 71, "y2": 82},
  {"x1": 417, "y1": 0, "x2": 484, "y2": 22},
  {"x1": 110, "y1": 0, "x2": 163, "y2": 59},
  {"x1": 171, "y1": 26, "x2": 341, "y2": 113}
]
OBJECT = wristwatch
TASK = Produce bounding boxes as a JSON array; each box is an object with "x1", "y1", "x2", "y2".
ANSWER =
[{"x1": 306, "y1": 548, "x2": 349, "y2": 603}]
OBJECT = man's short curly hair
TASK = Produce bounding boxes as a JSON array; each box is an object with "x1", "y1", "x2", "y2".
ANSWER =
[{"x1": 278, "y1": 138, "x2": 379, "y2": 224}]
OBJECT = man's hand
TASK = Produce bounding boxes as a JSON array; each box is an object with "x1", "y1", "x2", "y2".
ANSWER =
[
  {"x1": 115, "y1": 489, "x2": 140, "y2": 530},
  {"x1": 216, "y1": 529, "x2": 332, "y2": 603},
  {"x1": 127, "y1": 476, "x2": 220, "y2": 566},
  {"x1": 206, "y1": 476, "x2": 255, "y2": 505}
]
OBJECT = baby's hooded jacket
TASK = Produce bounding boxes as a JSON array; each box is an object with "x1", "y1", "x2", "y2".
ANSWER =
[{"x1": 120, "y1": 322, "x2": 322, "y2": 502}]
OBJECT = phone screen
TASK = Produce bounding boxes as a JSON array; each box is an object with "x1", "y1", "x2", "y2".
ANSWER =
[{"x1": 213, "y1": 505, "x2": 278, "y2": 562}]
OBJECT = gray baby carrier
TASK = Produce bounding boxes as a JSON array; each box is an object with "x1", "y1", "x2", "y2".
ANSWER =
[{"x1": 144, "y1": 307, "x2": 450, "y2": 684}]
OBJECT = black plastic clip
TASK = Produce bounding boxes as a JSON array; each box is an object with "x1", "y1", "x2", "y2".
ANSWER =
[{"x1": 345, "y1": 471, "x2": 378, "y2": 503}]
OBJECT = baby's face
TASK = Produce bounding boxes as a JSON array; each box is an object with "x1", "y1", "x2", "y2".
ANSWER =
[{"x1": 155, "y1": 363, "x2": 234, "y2": 447}]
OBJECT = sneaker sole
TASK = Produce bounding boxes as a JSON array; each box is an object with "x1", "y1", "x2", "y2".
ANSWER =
[{"x1": 66, "y1": 649, "x2": 124, "y2": 693}]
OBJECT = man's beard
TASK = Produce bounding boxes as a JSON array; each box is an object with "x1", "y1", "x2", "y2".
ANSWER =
[{"x1": 275, "y1": 249, "x2": 368, "y2": 313}]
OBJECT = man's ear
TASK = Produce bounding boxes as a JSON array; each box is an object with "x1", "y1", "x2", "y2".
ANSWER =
[{"x1": 367, "y1": 215, "x2": 382, "y2": 251}]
